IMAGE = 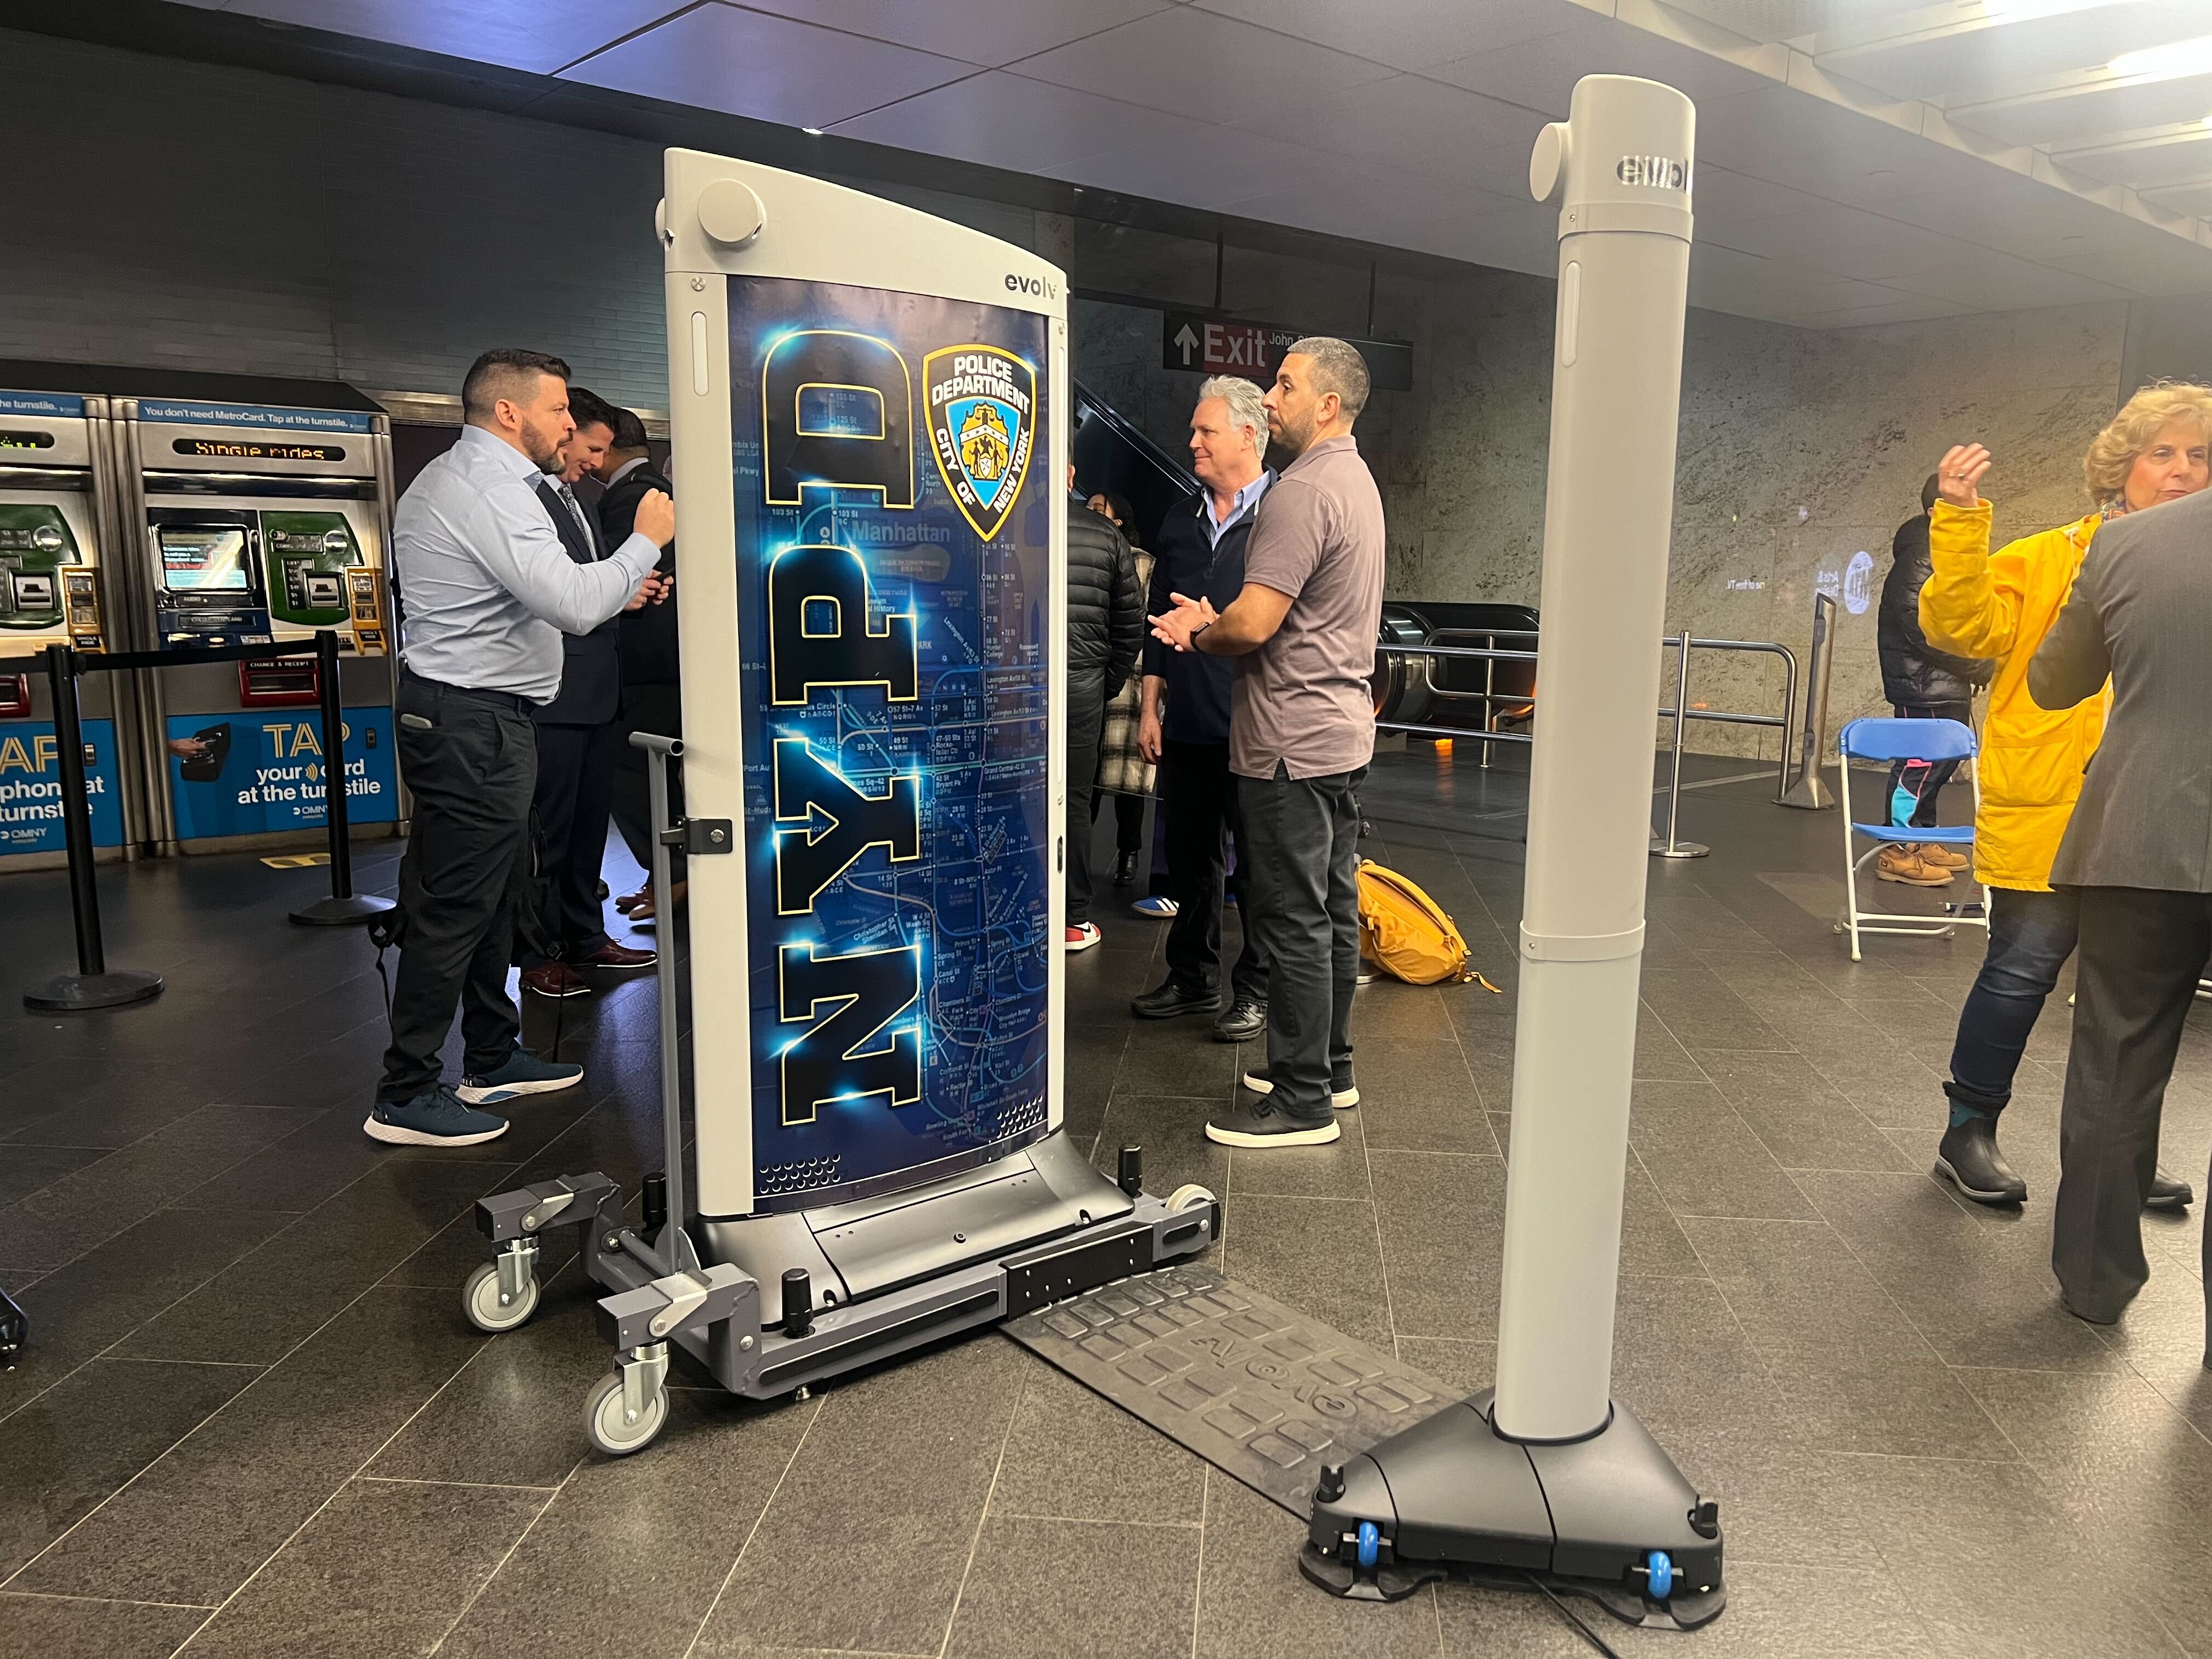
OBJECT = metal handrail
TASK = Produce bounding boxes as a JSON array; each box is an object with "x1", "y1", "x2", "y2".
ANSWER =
[{"x1": 1376, "y1": 632, "x2": 1800, "y2": 802}]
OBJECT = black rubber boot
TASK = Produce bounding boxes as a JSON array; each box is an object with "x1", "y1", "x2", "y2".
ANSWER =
[
  {"x1": 1934, "y1": 1114, "x2": 2028, "y2": 1205},
  {"x1": 2146, "y1": 1167, "x2": 2194, "y2": 1212}
]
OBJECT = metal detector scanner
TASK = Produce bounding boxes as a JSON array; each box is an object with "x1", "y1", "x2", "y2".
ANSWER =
[
  {"x1": 466, "y1": 149, "x2": 1218, "y2": 1456},
  {"x1": 1302, "y1": 77, "x2": 1726, "y2": 1629}
]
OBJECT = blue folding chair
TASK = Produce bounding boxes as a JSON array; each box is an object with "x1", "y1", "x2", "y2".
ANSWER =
[{"x1": 1836, "y1": 716, "x2": 1987, "y2": 962}]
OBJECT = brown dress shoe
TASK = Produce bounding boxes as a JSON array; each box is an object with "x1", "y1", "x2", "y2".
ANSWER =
[
  {"x1": 522, "y1": 962, "x2": 591, "y2": 998},
  {"x1": 582, "y1": 941, "x2": 658, "y2": 970},
  {"x1": 614, "y1": 887, "x2": 650, "y2": 914},
  {"x1": 1876, "y1": 845, "x2": 1952, "y2": 886}
]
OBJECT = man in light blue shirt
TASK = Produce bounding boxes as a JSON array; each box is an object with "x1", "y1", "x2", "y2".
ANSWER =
[{"x1": 368, "y1": 349, "x2": 673, "y2": 1147}]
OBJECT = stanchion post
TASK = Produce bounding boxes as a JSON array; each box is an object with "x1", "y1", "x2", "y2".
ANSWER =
[
  {"x1": 289, "y1": 630, "x2": 396, "y2": 927},
  {"x1": 1651, "y1": 630, "x2": 1708, "y2": 859},
  {"x1": 24, "y1": 644, "x2": 163, "y2": 1011},
  {"x1": 1780, "y1": 592, "x2": 1837, "y2": 809}
]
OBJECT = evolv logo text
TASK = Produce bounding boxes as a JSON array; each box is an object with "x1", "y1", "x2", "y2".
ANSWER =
[
  {"x1": 1615, "y1": 155, "x2": 1689, "y2": 190},
  {"x1": 1005, "y1": 273, "x2": 1058, "y2": 298}
]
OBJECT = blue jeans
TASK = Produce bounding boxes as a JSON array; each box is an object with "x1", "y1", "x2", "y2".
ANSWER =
[{"x1": 1946, "y1": 885, "x2": 2080, "y2": 1115}]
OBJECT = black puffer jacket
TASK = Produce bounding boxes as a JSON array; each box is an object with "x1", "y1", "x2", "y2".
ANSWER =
[
  {"x1": 1881, "y1": 514, "x2": 1991, "y2": 705},
  {"x1": 1066, "y1": 494, "x2": 1144, "y2": 700}
]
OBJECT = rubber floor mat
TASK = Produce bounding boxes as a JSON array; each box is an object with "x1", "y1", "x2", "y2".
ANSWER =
[{"x1": 1005, "y1": 1261, "x2": 1455, "y2": 1516}]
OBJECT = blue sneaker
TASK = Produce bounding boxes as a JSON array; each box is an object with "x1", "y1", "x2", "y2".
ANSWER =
[
  {"x1": 1131, "y1": 894, "x2": 1180, "y2": 919},
  {"x1": 364, "y1": 1086, "x2": 511, "y2": 1147},
  {"x1": 458, "y1": 1045, "x2": 584, "y2": 1103}
]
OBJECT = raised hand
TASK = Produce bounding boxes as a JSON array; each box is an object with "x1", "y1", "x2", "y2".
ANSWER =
[{"x1": 1936, "y1": 444, "x2": 1991, "y2": 510}]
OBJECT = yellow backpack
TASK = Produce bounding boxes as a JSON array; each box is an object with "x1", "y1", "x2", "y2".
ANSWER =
[{"x1": 1355, "y1": 859, "x2": 1479, "y2": 985}]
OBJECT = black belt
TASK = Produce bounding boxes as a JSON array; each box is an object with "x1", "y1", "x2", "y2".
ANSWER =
[{"x1": 401, "y1": 669, "x2": 535, "y2": 714}]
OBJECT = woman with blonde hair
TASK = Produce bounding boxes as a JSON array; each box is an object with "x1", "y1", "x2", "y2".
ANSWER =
[{"x1": 1920, "y1": 382, "x2": 2212, "y2": 1206}]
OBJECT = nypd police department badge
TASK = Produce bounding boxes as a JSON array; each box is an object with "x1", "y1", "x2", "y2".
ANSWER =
[{"x1": 923, "y1": 345, "x2": 1035, "y2": 541}]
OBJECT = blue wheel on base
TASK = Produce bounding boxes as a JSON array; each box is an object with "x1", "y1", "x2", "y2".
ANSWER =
[
  {"x1": 1645, "y1": 1549, "x2": 1673, "y2": 1599},
  {"x1": 1356, "y1": 1521, "x2": 1380, "y2": 1571}
]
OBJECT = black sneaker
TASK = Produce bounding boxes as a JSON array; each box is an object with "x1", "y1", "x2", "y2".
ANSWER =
[
  {"x1": 1205, "y1": 1093, "x2": 1340, "y2": 1148},
  {"x1": 2146, "y1": 1167, "x2": 2194, "y2": 1212},
  {"x1": 364, "y1": 1086, "x2": 511, "y2": 1147},
  {"x1": 1212, "y1": 996, "x2": 1266, "y2": 1043},
  {"x1": 1934, "y1": 1115, "x2": 2027, "y2": 1205},
  {"x1": 1131, "y1": 979, "x2": 1222, "y2": 1020},
  {"x1": 1243, "y1": 1063, "x2": 1358, "y2": 1110}
]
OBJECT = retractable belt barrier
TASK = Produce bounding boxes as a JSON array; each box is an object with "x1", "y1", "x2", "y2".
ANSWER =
[{"x1": 22, "y1": 630, "x2": 393, "y2": 1013}]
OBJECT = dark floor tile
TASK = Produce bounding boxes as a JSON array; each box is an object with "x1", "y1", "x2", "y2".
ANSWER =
[
  {"x1": 1221, "y1": 1193, "x2": 1395, "y2": 1350},
  {"x1": 1620, "y1": 1158, "x2": 1703, "y2": 1276},
  {"x1": 1628, "y1": 1081, "x2": 1816, "y2": 1221},
  {"x1": 989, "y1": 1358, "x2": 1206, "y2": 1526},
  {"x1": 1692, "y1": 1050, "x2": 1919, "y2": 1173},
  {"x1": 1090, "y1": 1095, "x2": 1227, "y2": 1211},
  {"x1": 0, "y1": 1206, "x2": 292, "y2": 1407},
  {"x1": 1353, "y1": 1041, "x2": 1494, "y2": 1154},
  {"x1": 435, "y1": 1387, "x2": 814, "y2": 1659},
  {"x1": 1348, "y1": 982, "x2": 1460, "y2": 1043},
  {"x1": 0, "y1": 1593, "x2": 212, "y2": 1657},
  {"x1": 1683, "y1": 1217, "x2": 2015, "y2": 1459},
  {"x1": 115, "y1": 1158, "x2": 510, "y2": 1365},
  {"x1": 689, "y1": 1334, "x2": 1027, "y2": 1657},
  {"x1": 1634, "y1": 1009, "x2": 1705, "y2": 1081},
  {"x1": 1827, "y1": 1453, "x2": 2180, "y2": 1658},
  {"x1": 1112, "y1": 1019, "x2": 1240, "y2": 1099},
  {"x1": 14, "y1": 1285, "x2": 486, "y2": 1606},
  {"x1": 1368, "y1": 1150, "x2": 1505, "y2": 1343},
  {"x1": 0, "y1": 1105, "x2": 322, "y2": 1268},
  {"x1": 178, "y1": 1477, "x2": 548, "y2": 1659},
  {"x1": 1637, "y1": 962, "x2": 1786, "y2": 1052},
  {"x1": 944, "y1": 1515, "x2": 1197, "y2": 1659},
  {"x1": 365, "y1": 1269, "x2": 608, "y2": 1489},
  {"x1": 1798, "y1": 1170, "x2": 2121, "y2": 1373},
  {"x1": 0, "y1": 1358, "x2": 256, "y2": 1580},
  {"x1": 0, "y1": 1145, "x2": 106, "y2": 1207},
  {"x1": 1192, "y1": 1472, "x2": 1437, "y2": 1659}
]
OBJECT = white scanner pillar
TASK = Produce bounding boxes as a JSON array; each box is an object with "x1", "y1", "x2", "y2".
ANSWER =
[{"x1": 1493, "y1": 76, "x2": 1695, "y2": 1444}]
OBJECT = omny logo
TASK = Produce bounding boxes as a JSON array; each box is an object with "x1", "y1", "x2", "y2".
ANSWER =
[
  {"x1": 1616, "y1": 155, "x2": 1690, "y2": 191},
  {"x1": 923, "y1": 345, "x2": 1035, "y2": 541}
]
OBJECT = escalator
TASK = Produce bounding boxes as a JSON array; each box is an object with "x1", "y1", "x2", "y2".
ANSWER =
[{"x1": 1071, "y1": 380, "x2": 1198, "y2": 549}]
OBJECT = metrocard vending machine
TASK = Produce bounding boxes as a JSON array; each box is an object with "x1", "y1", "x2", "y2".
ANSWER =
[
  {"x1": 115, "y1": 398, "x2": 400, "y2": 854},
  {"x1": 462, "y1": 152, "x2": 1215, "y2": 1453},
  {"x1": 0, "y1": 390, "x2": 142, "y2": 867}
]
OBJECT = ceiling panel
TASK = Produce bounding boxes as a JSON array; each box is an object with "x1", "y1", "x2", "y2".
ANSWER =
[
  {"x1": 1012, "y1": 8, "x2": 1396, "y2": 128},
  {"x1": 1884, "y1": 249, "x2": 2135, "y2": 308},
  {"x1": 1054, "y1": 123, "x2": 1324, "y2": 215},
  {"x1": 1946, "y1": 69, "x2": 2212, "y2": 148},
  {"x1": 1190, "y1": 0, "x2": 1582, "y2": 77},
  {"x1": 1661, "y1": 0, "x2": 1931, "y2": 46},
  {"x1": 1234, "y1": 72, "x2": 1542, "y2": 199},
  {"x1": 2052, "y1": 124, "x2": 2212, "y2": 190},
  {"x1": 2040, "y1": 237, "x2": 2212, "y2": 296},
  {"x1": 557, "y1": 3, "x2": 975, "y2": 129},
  {"x1": 216, "y1": 0, "x2": 682, "y2": 77},
  {"x1": 1426, "y1": 10, "x2": 1774, "y2": 112},
  {"x1": 1693, "y1": 163, "x2": 1831, "y2": 225},
  {"x1": 2144, "y1": 180, "x2": 2212, "y2": 217},
  {"x1": 1704, "y1": 202, "x2": 1994, "y2": 280},
  {"x1": 831, "y1": 72, "x2": 1201, "y2": 173},
  {"x1": 737, "y1": 0, "x2": 1170, "y2": 69},
  {"x1": 1812, "y1": 0, "x2": 2207, "y2": 104}
]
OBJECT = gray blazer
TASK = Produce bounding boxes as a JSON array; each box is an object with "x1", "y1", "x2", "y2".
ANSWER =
[{"x1": 2030, "y1": 486, "x2": 2212, "y2": 892}]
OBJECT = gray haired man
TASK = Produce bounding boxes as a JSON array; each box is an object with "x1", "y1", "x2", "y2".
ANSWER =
[
  {"x1": 1150, "y1": 340, "x2": 1386, "y2": 1147},
  {"x1": 1132, "y1": 377, "x2": 1276, "y2": 1041}
]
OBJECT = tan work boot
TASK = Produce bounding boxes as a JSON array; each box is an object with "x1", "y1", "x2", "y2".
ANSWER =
[
  {"x1": 1917, "y1": 843, "x2": 1970, "y2": 871},
  {"x1": 1877, "y1": 845, "x2": 1953, "y2": 885}
]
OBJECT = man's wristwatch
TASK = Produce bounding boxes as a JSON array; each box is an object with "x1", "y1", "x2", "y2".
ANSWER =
[{"x1": 1189, "y1": 620, "x2": 1212, "y2": 649}]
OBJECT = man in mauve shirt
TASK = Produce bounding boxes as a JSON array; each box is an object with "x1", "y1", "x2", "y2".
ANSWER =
[{"x1": 1150, "y1": 337, "x2": 1386, "y2": 1147}]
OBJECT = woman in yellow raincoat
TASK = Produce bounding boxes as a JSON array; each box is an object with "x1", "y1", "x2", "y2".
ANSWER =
[{"x1": 1919, "y1": 382, "x2": 2212, "y2": 1206}]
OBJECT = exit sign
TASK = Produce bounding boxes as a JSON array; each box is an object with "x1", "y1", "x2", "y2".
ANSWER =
[{"x1": 1159, "y1": 311, "x2": 1412, "y2": 392}]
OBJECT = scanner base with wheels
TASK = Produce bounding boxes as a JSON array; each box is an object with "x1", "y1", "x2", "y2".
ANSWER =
[{"x1": 1300, "y1": 1390, "x2": 1724, "y2": 1629}]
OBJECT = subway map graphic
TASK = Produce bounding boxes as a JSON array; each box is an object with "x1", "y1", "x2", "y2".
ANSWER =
[{"x1": 732, "y1": 280, "x2": 1053, "y2": 1210}]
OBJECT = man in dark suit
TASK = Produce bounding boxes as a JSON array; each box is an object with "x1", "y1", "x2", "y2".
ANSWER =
[
  {"x1": 518, "y1": 387, "x2": 661, "y2": 996},
  {"x1": 2028, "y1": 467, "x2": 2212, "y2": 1333},
  {"x1": 594, "y1": 407, "x2": 683, "y2": 918}
]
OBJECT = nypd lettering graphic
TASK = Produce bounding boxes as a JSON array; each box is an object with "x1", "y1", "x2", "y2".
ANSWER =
[{"x1": 923, "y1": 345, "x2": 1034, "y2": 541}]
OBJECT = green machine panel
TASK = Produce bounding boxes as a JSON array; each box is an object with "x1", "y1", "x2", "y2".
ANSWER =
[
  {"x1": 0, "y1": 503, "x2": 75, "y2": 631},
  {"x1": 261, "y1": 510, "x2": 360, "y2": 628}
]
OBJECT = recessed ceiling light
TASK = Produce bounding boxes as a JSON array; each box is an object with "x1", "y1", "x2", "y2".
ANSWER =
[
  {"x1": 801, "y1": 126, "x2": 824, "y2": 136},
  {"x1": 2108, "y1": 35, "x2": 2212, "y2": 81}
]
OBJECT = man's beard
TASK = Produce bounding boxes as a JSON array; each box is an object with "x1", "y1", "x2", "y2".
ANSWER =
[
  {"x1": 522, "y1": 426, "x2": 563, "y2": 473},
  {"x1": 1271, "y1": 408, "x2": 1314, "y2": 458}
]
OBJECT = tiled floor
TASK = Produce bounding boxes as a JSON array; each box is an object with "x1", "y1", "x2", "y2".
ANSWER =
[{"x1": 3, "y1": 747, "x2": 2210, "y2": 1658}]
